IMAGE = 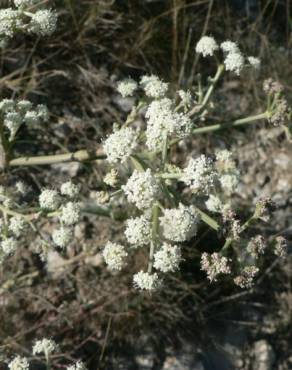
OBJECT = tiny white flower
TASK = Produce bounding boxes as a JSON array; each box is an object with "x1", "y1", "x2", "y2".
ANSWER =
[
  {"x1": 32, "y1": 338, "x2": 57, "y2": 355},
  {"x1": 125, "y1": 214, "x2": 151, "y2": 247},
  {"x1": 102, "y1": 241, "x2": 128, "y2": 270},
  {"x1": 196, "y1": 36, "x2": 219, "y2": 57},
  {"x1": 153, "y1": 243, "x2": 182, "y2": 272},
  {"x1": 103, "y1": 127, "x2": 138, "y2": 163},
  {"x1": 24, "y1": 110, "x2": 39, "y2": 125},
  {"x1": 1, "y1": 237, "x2": 18, "y2": 255},
  {"x1": 0, "y1": 99, "x2": 15, "y2": 111},
  {"x1": 182, "y1": 155, "x2": 217, "y2": 195},
  {"x1": 247, "y1": 56, "x2": 260, "y2": 70},
  {"x1": 60, "y1": 181, "x2": 80, "y2": 198},
  {"x1": 9, "y1": 216, "x2": 27, "y2": 237},
  {"x1": 205, "y1": 195, "x2": 224, "y2": 213},
  {"x1": 201, "y1": 252, "x2": 231, "y2": 282},
  {"x1": 224, "y1": 52, "x2": 244, "y2": 75},
  {"x1": 67, "y1": 361, "x2": 87, "y2": 370},
  {"x1": 133, "y1": 271, "x2": 161, "y2": 291},
  {"x1": 145, "y1": 98, "x2": 192, "y2": 151},
  {"x1": 140, "y1": 75, "x2": 168, "y2": 98},
  {"x1": 220, "y1": 40, "x2": 240, "y2": 54},
  {"x1": 29, "y1": 9, "x2": 57, "y2": 36},
  {"x1": 8, "y1": 356, "x2": 29, "y2": 370},
  {"x1": 39, "y1": 189, "x2": 61, "y2": 210},
  {"x1": 160, "y1": 204, "x2": 200, "y2": 242},
  {"x1": 117, "y1": 78, "x2": 137, "y2": 97},
  {"x1": 0, "y1": 8, "x2": 22, "y2": 38},
  {"x1": 60, "y1": 202, "x2": 81, "y2": 225},
  {"x1": 52, "y1": 227, "x2": 72, "y2": 248},
  {"x1": 122, "y1": 169, "x2": 161, "y2": 210},
  {"x1": 219, "y1": 172, "x2": 240, "y2": 195},
  {"x1": 17, "y1": 100, "x2": 32, "y2": 112}
]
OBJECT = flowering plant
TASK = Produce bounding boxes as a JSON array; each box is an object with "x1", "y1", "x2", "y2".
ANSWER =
[{"x1": 0, "y1": 34, "x2": 290, "y2": 293}]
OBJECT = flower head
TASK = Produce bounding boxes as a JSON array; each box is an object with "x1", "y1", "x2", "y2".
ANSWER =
[
  {"x1": 67, "y1": 361, "x2": 87, "y2": 370},
  {"x1": 224, "y1": 52, "x2": 244, "y2": 75},
  {"x1": 133, "y1": 271, "x2": 161, "y2": 291},
  {"x1": 220, "y1": 40, "x2": 240, "y2": 54},
  {"x1": 145, "y1": 98, "x2": 191, "y2": 151},
  {"x1": 247, "y1": 56, "x2": 260, "y2": 70},
  {"x1": 8, "y1": 356, "x2": 29, "y2": 370},
  {"x1": 102, "y1": 242, "x2": 128, "y2": 270},
  {"x1": 122, "y1": 169, "x2": 161, "y2": 210},
  {"x1": 117, "y1": 78, "x2": 137, "y2": 97},
  {"x1": 182, "y1": 155, "x2": 217, "y2": 195},
  {"x1": 153, "y1": 243, "x2": 182, "y2": 272},
  {"x1": 52, "y1": 227, "x2": 72, "y2": 248},
  {"x1": 60, "y1": 202, "x2": 81, "y2": 225},
  {"x1": 29, "y1": 9, "x2": 57, "y2": 36},
  {"x1": 103, "y1": 127, "x2": 138, "y2": 163},
  {"x1": 140, "y1": 75, "x2": 168, "y2": 98},
  {"x1": 234, "y1": 265, "x2": 259, "y2": 288},
  {"x1": 60, "y1": 181, "x2": 80, "y2": 199},
  {"x1": 1, "y1": 237, "x2": 18, "y2": 255},
  {"x1": 9, "y1": 216, "x2": 27, "y2": 237},
  {"x1": 160, "y1": 204, "x2": 200, "y2": 242},
  {"x1": 32, "y1": 338, "x2": 57, "y2": 355},
  {"x1": 201, "y1": 252, "x2": 231, "y2": 282},
  {"x1": 39, "y1": 189, "x2": 61, "y2": 210},
  {"x1": 196, "y1": 36, "x2": 219, "y2": 57},
  {"x1": 125, "y1": 214, "x2": 151, "y2": 247}
]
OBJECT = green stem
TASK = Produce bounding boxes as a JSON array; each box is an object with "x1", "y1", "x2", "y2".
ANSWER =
[
  {"x1": 8, "y1": 149, "x2": 106, "y2": 167},
  {"x1": 188, "y1": 64, "x2": 225, "y2": 117},
  {"x1": 148, "y1": 203, "x2": 159, "y2": 273},
  {"x1": 192, "y1": 112, "x2": 268, "y2": 135}
]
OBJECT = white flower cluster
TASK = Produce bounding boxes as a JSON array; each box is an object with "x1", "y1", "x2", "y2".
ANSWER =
[
  {"x1": 122, "y1": 169, "x2": 161, "y2": 209},
  {"x1": 234, "y1": 265, "x2": 259, "y2": 288},
  {"x1": 102, "y1": 241, "x2": 128, "y2": 270},
  {"x1": 0, "y1": 2, "x2": 57, "y2": 46},
  {"x1": 140, "y1": 75, "x2": 168, "y2": 98},
  {"x1": 39, "y1": 189, "x2": 61, "y2": 210},
  {"x1": 125, "y1": 214, "x2": 152, "y2": 247},
  {"x1": 8, "y1": 216, "x2": 27, "y2": 237},
  {"x1": 182, "y1": 155, "x2": 217, "y2": 195},
  {"x1": 8, "y1": 356, "x2": 29, "y2": 370},
  {"x1": 220, "y1": 40, "x2": 260, "y2": 75},
  {"x1": 52, "y1": 227, "x2": 72, "y2": 248},
  {"x1": 117, "y1": 78, "x2": 138, "y2": 97},
  {"x1": 247, "y1": 235, "x2": 267, "y2": 258},
  {"x1": 1, "y1": 237, "x2": 18, "y2": 256},
  {"x1": 133, "y1": 271, "x2": 160, "y2": 291},
  {"x1": 60, "y1": 181, "x2": 80, "y2": 198},
  {"x1": 60, "y1": 202, "x2": 81, "y2": 226},
  {"x1": 195, "y1": 36, "x2": 260, "y2": 75},
  {"x1": 39, "y1": 182, "x2": 82, "y2": 249},
  {"x1": 32, "y1": 338, "x2": 57, "y2": 355},
  {"x1": 145, "y1": 98, "x2": 192, "y2": 151},
  {"x1": 201, "y1": 252, "x2": 231, "y2": 282},
  {"x1": 0, "y1": 99, "x2": 49, "y2": 141},
  {"x1": 67, "y1": 361, "x2": 87, "y2": 370},
  {"x1": 196, "y1": 36, "x2": 219, "y2": 57},
  {"x1": 153, "y1": 243, "x2": 182, "y2": 272},
  {"x1": 103, "y1": 127, "x2": 138, "y2": 163},
  {"x1": 29, "y1": 9, "x2": 57, "y2": 36},
  {"x1": 160, "y1": 204, "x2": 200, "y2": 242}
]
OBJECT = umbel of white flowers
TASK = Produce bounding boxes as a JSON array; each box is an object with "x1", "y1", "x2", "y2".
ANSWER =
[{"x1": 0, "y1": 1, "x2": 57, "y2": 47}]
